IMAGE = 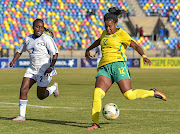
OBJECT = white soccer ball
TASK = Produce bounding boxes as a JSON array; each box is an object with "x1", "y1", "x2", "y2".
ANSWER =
[{"x1": 102, "y1": 103, "x2": 119, "y2": 120}]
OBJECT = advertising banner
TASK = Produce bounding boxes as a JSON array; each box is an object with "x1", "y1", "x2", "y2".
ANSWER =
[
  {"x1": 55, "y1": 58, "x2": 78, "y2": 68},
  {"x1": 15, "y1": 58, "x2": 78, "y2": 68},
  {"x1": 0, "y1": 58, "x2": 10, "y2": 69},
  {"x1": 81, "y1": 58, "x2": 97, "y2": 68},
  {"x1": 15, "y1": 59, "x2": 30, "y2": 68},
  {"x1": 132, "y1": 58, "x2": 140, "y2": 67},
  {"x1": 126, "y1": 58, "x2": 132, "y2": 67},
  {"x1": 81, "y1": 58, "x2": 140, "y2": 68},
  {"x1": 141, "y1": 57, "x2": 180, "y2": 68}
]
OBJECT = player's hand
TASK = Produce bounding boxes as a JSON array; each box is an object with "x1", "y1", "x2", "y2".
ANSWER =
[
  {"x1": 44, "y1": 67, "x2": 53, "y2": 76},
  {"x1": 143, "y1": 58, "x2": 152, "y2": 66},
  {"x1": 9, "y1": 61, "x2": 15, "y2": 67},
  {"x1": 85, "y1": 50, "x2": 93, "y2": 60}
]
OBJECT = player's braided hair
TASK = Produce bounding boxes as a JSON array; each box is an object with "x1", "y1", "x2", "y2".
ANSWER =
[
  {"x1": 33, "y1": 19, "x2": 54, "y2": 38},
  {"x1": 104, "y1": 7, "x2": 126, "y2": 23},
  {"x1": 44, "y1": 27, "x2": 54, "y2": 38}
]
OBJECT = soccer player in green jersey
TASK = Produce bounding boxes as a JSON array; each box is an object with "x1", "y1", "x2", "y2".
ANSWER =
[{"x1": 85, "y1": 7, "x2": 167, "y2": 130}]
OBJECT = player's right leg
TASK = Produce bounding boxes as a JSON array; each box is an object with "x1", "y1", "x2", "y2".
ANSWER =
[
  {"x1": 13, "y1": 78, "x2": 36, "y2": 121},
  {"x1": 87, "y1": 76, "x2": 112, "y2": 130}
]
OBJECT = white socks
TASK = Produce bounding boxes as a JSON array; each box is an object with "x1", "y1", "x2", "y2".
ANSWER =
[
  {"x1": 19, "y1": 99, "x2": 28, "y2": 117},
  {"x1": 46, "y1": 85, "x2": 56, "y2": 96}
]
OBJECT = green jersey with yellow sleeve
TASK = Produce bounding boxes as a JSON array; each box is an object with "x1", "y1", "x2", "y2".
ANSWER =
[{"x1": 98, "y1": 28, "x2": 135, "y2": 68}]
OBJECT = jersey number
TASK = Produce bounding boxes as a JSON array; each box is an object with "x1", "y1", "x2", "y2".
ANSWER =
[
  {"x1": 40, "y1": 76, "x2": 43, "y2": 82},
  {"x1": 118, "y1": 67, "x2": 125, "y2": 75},
  {"x1": 31, "y1": 48, "x2": 34, "y2": 53}
]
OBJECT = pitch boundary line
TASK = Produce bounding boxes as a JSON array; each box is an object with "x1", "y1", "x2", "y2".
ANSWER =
[{"x1": 0, "y1": 102, "x2": 180, "y2": 112}]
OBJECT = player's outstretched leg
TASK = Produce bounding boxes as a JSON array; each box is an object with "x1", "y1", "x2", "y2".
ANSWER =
[
  {"x1": 87, "y1": 123, "x2": 101, "y2": 130},
  {"x1": 150, "y1": 88, "x2": 167, "y2": 101}
]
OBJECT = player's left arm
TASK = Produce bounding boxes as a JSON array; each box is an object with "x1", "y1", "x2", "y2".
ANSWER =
[
  {"x1": 44, "y1": 36, "x2": 59, "y2": 75},
  {"x1": 130, "y1": 40, "x2": 152, "y2": 66}
]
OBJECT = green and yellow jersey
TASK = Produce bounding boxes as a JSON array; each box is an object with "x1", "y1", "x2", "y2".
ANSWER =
[{"x1": 98, "y1": 28, "x2": 136, "y2": 68}]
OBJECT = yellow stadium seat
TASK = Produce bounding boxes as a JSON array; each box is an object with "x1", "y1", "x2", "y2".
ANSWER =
[
  {"x1": 30, "y1": 2, "x2": 34, "y2": 6},
  {"x1": 15, "y1": 4, "x2": 20, "y2": 9},
  {"x1": 11, "y1": 7, "x2": 16, "y2": 12},
  {"x1": 107, "y1": 3, "x2": 111, "y2": 7},
  {"x1": 47, "y1": 11, "x2": 51, "y2": 16},
  {"x1": 4, "y1": 11, "x2": 8, "y2": 15},
  {"x1": 10, "y1": 45, "x2": 15, "y2": 49},
  {"x1": 36, "y1": 0, "x2": 40, "y2": 3},
  {"x1": 165, "y1": 39, "x2": 170, "y2": 44},
  {"x1": 171, "y1": 21, "x2": 176, "y2": 26},
  {"x1": 77, "y1": 2, "x2": 81, "y2": 7},
  {"x1": 159, "y1": 3, "x2": 163, "y2": 7},
  {"x1": 25, "y1": 1, "x2": 29, "y2": 6},
  {"x1": 23, "y1": 7, "x2": 28, "y2": 12},
  {"x1": 41, "y1": 8, "x2": 46, "y2": 12}
]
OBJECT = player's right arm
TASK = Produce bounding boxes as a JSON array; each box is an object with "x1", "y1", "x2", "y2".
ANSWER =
[
  {"x1": 85, "y1": 38, "x2": 100, "y2": 60},
  {"x1": 10, "y1": 38, "x2": 26, "y2": 67},
  {"x1": 9, "y1": 52, "x2": 21, "y2": 67}
]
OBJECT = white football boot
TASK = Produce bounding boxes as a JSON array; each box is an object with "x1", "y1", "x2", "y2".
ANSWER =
[
  {"x1": 53, "y1": 82, "x2": 59, "y2": 98},
  {"x1": 12, "y1": 116, "x2": 26, "y2": 121}
]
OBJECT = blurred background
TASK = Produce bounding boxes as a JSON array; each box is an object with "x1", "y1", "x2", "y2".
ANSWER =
[{"x1": 0, "y1": 0, "x2": 180, "y2": 68}]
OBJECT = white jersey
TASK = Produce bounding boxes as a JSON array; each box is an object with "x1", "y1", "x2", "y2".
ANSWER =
[
  {"x1": 18, "y1": 34, "x2": 58, "y2": 75},
  {"x1": 95, "y1": 45, "x2": 102, "y2": 58}
]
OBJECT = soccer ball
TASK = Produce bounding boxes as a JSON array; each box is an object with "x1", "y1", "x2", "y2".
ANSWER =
[{"x1": 102, "y1": 103, "x2": 119, "y2": 120}]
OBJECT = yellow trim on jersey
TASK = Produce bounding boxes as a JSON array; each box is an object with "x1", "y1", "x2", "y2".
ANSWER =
[
  {"x1": 98, "y1": 28, "x2": 135, "y2": 68},
  {"x1": 123, "y1": 62, "x2": 130, "y2": 79}
]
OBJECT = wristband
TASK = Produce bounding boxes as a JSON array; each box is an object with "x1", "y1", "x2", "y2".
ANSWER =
[{"x1": 142, "y1": 55, "x2": 147, "y2": 58}]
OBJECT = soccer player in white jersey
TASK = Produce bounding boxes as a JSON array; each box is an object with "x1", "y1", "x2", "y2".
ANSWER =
[
  {"x1": 9, "y1": 19, "x2": 59, "y2": 121},
  {"x1": 93, "y1": 45, "x2": 102, "y2": 71}
]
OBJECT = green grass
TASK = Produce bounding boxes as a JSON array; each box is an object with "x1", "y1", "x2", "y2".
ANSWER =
[{"x1": 0, "y1": 68, "x2": 179, "y2": 134}]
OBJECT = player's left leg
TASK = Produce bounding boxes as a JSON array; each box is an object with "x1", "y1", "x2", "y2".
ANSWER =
[
  {"x1": 37, "y1": 75, "x2": 59, "y2": 100},
  {"x1": 37, "y1": 83, "x2": 59, "y2": 100},
  {"x1": 117, "y1": 79, "x2": 166, "y2": 101},
  {"x1": 114, "y1": 62, "x2": 166, "y2": 100}
]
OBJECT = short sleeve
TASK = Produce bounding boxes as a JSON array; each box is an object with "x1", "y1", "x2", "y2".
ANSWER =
[
  {"x1": 45, "y1": 36, "x2": 59, "y2": 55},
  {"x1": 18, "y1": 39, "x2": 27, "y2": 53},
  {"x1": 119, "y1": 30, "x2": 133, "y2": 47},
  {"x1": 100, "y1": 30, "x2": 107, "y2": 40}
]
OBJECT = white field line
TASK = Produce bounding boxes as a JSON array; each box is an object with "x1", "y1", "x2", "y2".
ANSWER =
[{"x1": 0, "y1": 102, "x2": 180, "y2": 112}]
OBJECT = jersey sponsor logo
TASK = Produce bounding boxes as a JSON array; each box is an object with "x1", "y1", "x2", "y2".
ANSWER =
[
  {"x1": 37, "y1": 42, "x2": 45, "y2": 46},
  {"x1": 102, "y1": 39, "x2": 108, "y2": 45}
]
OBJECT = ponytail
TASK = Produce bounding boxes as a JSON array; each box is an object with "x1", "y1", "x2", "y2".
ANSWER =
[
  {"x1": 44, "y1": 27, "x2": 54, "y2": 38},
  {"x1": 104, "y1": 7, "x2": 126, "y2": 23}
]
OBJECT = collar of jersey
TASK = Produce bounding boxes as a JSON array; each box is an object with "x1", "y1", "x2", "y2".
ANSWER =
[
  {"x1": 105, "y1": 28, "x2": 121, "y2": 37},
  {"x1": 32, "y1": 34, "x2": 43, "y2": 39}
]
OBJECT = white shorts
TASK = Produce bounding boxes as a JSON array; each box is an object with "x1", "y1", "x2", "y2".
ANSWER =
[
  {"x1": 97, "y1": 57, "x2": 101, "y2": 68},
  {"x1": 23, "y1": 70, "x2": 56, "y2": 87}
]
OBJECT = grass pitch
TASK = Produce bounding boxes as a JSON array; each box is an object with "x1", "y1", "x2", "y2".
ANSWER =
[{"x1": 0, "y1": 68, "x2": 179, "y2": 134}]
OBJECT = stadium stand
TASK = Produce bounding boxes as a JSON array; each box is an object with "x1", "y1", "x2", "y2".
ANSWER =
[
  {"x1": 0, "y1": 0, "x2": 157, "y2": 57},
  {"x1": 138, "y1": 0, "x2": 180, "y2": 51}
]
